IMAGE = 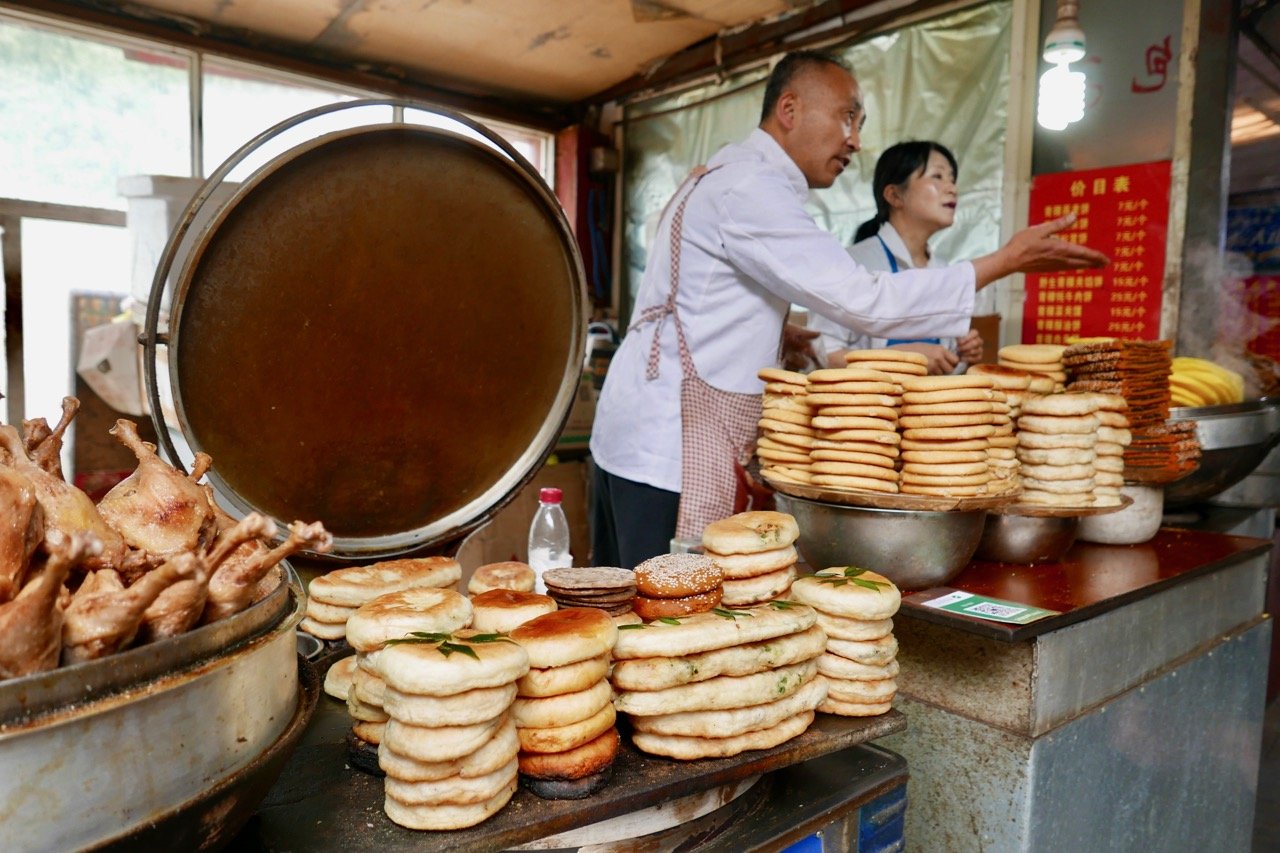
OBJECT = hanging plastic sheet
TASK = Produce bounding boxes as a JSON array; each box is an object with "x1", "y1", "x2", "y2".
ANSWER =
[{"x1": 621, "y1": 1, "x2": 1013, "y2": 320}]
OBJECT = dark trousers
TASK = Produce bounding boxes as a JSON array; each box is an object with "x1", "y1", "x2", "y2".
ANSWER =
[{"x1": 590, "y1": 462, "x2": 680, "y2": 570}]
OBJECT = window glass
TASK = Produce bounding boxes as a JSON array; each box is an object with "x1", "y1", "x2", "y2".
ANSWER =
[
  {"x1": 404, "y1": 108, "x2": 553, "y2": 181},
  {"x1": 21, "y1": 218, "x2": 131, "y2": 474},
  {"x1": 0, "y1": 18, "x2": 190, "y2": 209},
  {"x1": 202, "y1": 59, "x2": 385, "y2": 180}
]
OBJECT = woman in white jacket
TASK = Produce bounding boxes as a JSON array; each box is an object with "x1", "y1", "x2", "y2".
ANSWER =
[{"x1": 810, "y1": 140, "x2": 988, "y2": 373}]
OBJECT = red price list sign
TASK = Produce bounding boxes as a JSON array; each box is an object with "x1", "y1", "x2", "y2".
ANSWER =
[{"x1": 1022, "y1": 160, "x2": 1171, "y2": 344}]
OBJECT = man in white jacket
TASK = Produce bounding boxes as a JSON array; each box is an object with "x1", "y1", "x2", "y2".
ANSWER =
[{"x1": 590, "y1": 50, "x2": 1106, "y2": 569}]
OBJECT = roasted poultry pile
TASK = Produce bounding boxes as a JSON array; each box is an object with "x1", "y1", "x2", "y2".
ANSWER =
[{"x1": 0, "y1": 398, "x2": 331, "y2": 680}]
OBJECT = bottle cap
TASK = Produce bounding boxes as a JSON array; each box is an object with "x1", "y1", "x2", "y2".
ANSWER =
[{"x1": 539, "y1": 487, "x2": 563, "y2": 504}]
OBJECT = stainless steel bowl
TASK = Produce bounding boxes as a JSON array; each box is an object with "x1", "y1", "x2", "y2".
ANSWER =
[
  {"x1": 974, "y1": 513, "x2": 1079, "y2": 564},
  {"x1": 1163, "y1": 399, "x2": 1280, "y2": 506},
  {"x1": 774, "y1": 494, "x2": 986, "y2": 590}
]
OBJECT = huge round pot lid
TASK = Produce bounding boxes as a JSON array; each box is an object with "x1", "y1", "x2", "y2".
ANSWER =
[{"x1": 154, "y1": 110, "x2": 585, "y2": 558}]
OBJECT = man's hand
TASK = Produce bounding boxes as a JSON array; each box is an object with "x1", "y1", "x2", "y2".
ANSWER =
[
  {"x1": 890, "y1": 342, "x2": 958, "y2": 375},
  {"x1": 781, "y1": 323, "x2": 821, "y2": 371},
  {"x1": 956, "y1": 329, "x2": 984, "y2": 365},
  {"x1": 972, "y1": 213, "x2": 1108, "y2": 288}
]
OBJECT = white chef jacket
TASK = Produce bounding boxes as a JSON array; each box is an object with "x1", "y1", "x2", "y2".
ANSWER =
[{"x1": 590, "y1": 129, "x2": 977, "y2": 494}]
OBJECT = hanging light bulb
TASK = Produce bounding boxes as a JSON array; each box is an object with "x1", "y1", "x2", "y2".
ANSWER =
[{"x1": 1037, "y1": 0, "x2": 1087, "y2": 131}]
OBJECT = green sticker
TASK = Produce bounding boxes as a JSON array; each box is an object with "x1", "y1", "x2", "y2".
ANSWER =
[{"x1": 922, "y1": 591, "x2": 1057, "y2": 625}]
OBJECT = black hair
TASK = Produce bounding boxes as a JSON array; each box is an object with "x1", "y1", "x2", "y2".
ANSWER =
[
  {"x1": 853, "y1": 140, "x2": 959, "y2": 243},
  {"x1": 760, "y1": 50, "x2": 853, "y2": 124}
]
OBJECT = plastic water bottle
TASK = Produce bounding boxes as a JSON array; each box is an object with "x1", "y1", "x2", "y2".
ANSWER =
[{"x1": 528, "y1": 487, "x2": 572, "y2": 594}]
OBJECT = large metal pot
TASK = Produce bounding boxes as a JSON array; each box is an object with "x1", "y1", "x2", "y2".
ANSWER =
[
  {"x1": 1162, "y1": 399, "x2": 1280, "y2": 506},
  {"x1": 773, "y1": 494, "x2": 986, "y2": 590},
  {"x1": 0, "y1": 570, "x2": 305, "y2": 850}
]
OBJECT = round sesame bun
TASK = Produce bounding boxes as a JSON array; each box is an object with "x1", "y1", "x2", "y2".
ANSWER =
[
  {"x1": 346, "y1": 587, "x2": 473, "y2": 653},
  {"x1": 378, "y1": 716, "x2": 518, "y2": 783},
  {"x1": 309, "y1": 556, "x2": 461, "y2": 608},
  {"x1": 707, "y1": 545, "x2": 797, "y2": 579},
  {"x1": 633, "y1": 588, "x2": 723, "y2": 620},
  {"x1": 467, "y1": 561, "x2": 536, "y2": 595},
  {"x1": 701, "y1": 511, "x2": 799, "y2": 555},
  {"x1": 369, "y1": 631, "x2": 530, "y2": 696},
  {"x1": 382, "y1": 776, "x2": 516, "y2": 830},
  {"x1": 384, "y1": 756, "x2": 517, "y2": 806},
  {"x1": 300, "y1": 615, "x2": 347, "y2": 640},
  {"x1": 516, "y1": 653, "x2": 610, "y2": 698},
  {"x1": 382, "y1": 682, "x2": 518, "y2": 727},
  {"x1": 469, "y1": 589, "x2": 557, "y2": 633},
  {"x1": 517, "y1": 703, "x2": 617, "y2": 754},
  {"x1": 518, "y1": 726, "x2": 619, "y2": 781},
  {"x1": 1017, "y1": 414, "x2": 1100, "y2": 434},
  {"x1": 814, "y1": 612, "x2": 892, "y2": 641},
  {"x1": 634, "y1": 553, "x2": 722, "y2": 598},
  {"x1": 720, "y1": 564, "x2": 796, "y2": 606},
  {"x1": 383, "y1": 712, "x2": 510, "y2": 764},
  {"x1": 790, "y1": 570, "x2": 901, "y2": 620},
  {"x1": 323, "y1": 654, "x2": 358, "y2": 700},
  {"x1": 1021, "y1": 393, "x2": 1102, "y2": 417},
  {"x1": 509, "y1": 607, "x2": 618, "y2": 669},
  {"x1": 512, "y1": 678, "x2": 613, "y2": 729}
]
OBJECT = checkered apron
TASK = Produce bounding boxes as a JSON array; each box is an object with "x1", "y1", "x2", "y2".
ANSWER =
[{"x1": 628, "y1": 167, "x2": 763, "y2": 541}]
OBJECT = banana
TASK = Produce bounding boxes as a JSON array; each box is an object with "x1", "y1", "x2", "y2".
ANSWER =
[
  {"x1": 1180, "y1": 370, "x2": 1233, "y2": 404},
  {"x1": 1169, "y1": 372, "x2": 1221, "y2": 405},
  {"x1": 1170, "y1": 357, "x2": 1245, "y2": 404}
]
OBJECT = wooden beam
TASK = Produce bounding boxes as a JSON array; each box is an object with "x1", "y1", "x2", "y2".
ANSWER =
[
  {"x1": 4, "y1": 0, "x2": 577, "y2": 131},
  {"x1": 0, "y1": 198, "x2": 126, "y2": 227}
]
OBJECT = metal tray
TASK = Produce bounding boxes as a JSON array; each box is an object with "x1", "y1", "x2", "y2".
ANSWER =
[{"x1": 0, "y1": 562, "x2": 296, "y2": 726}]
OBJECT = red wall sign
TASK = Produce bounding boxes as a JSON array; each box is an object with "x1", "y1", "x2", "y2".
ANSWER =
[{"x1": 1022, "y1": 160, "x2": 1171, "y2": 344}]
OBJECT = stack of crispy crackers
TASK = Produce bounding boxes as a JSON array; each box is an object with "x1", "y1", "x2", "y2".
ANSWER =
[{"x1": 1062, "y1": 339, "x2": 1200, "y2": 483}]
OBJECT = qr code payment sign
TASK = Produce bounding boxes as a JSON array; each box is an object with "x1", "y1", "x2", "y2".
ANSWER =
[{"x1": 964, "y1": 602, "x2": 1025, "y2": 619}]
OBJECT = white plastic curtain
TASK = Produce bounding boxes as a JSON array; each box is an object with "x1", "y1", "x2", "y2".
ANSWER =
[{"x1": 621, "y1": 1, "x2": 1013, "y2": 319}]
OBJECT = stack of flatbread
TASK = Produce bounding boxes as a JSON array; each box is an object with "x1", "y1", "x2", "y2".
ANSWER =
[
  {"x1": 342, "y1": 588, "x2": 474, "y2": 747},
  {"x1": 790, "y1": 567, "x2": 901, "y2": 717},
  {"x1": 366, "y1": 624, "x2": 528, "y2": 830},
  {"x1": 611, "y1": 601, "x2": 827, "y2": 760},
  {"x1": 469, "y1": 588, "x2": 557, "y2": 633},
  {"x1": 1015, "y1": 392, "x2": 1108, "y2": 507},
  {"x1": 756, "y1": 368, "x2": 815, "y2": 486},
  {"x1": 999, "y1": 344, "x2": 1067, "y2": 393},
  {"x1": 702, "y1": 510, "x2": 799, "y2": 606},
  {"x1": 1062, "y1": 339, "x2": 1191, "y2": 482},
  {"x1": 803, "y1": 367, "x2": 903, "y2": 494},
  {"x1": 543, "y1": 567, "x2": 638, "y2": 621},
  {"x1": 301, "y1": 556, "x2": 462, "y2": 641},
  {"x1": 1082, "y1": 393, "x2": 1131, "y2": 506},
  {"x1": 509, "y1": 609, "x2": 620, "y2": 798},
  {"x1": 843, "y1": 348, "x2": 930, "y2": 384},
  {"x1": 898, "y1": 375, "x2": 998, "y2": 497}
]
